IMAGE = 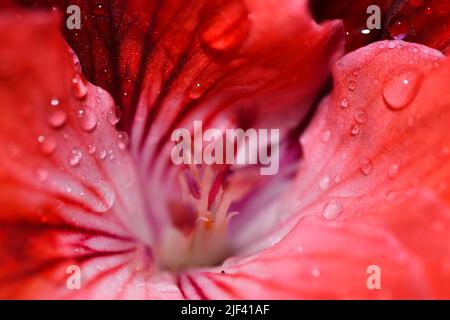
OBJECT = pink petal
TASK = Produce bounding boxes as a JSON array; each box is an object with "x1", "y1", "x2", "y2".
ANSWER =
[{"x1": 0, "y1": 13, "x2": 181, "y2": 299}]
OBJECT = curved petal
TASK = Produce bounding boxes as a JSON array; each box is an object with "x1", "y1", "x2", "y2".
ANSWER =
[
  {"x1": 188, "y1": 41, "x2": 450, "y2": 298},
  {"x1": 0, "y1": 13, "x2": 181, "y2": 299}
]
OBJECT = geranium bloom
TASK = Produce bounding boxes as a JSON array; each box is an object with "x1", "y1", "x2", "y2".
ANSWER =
[{"x1": 0, "y1": 0, "x2": 449, "y2": 299}]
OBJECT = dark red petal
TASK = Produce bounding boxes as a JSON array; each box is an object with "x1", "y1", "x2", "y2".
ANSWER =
[
  {"x1": 0, "y1": 13, "x2": 181, "y2": 298},
  {"x1": 310, "y1": 0, "x2": 396, "y2": 52},
  {"x1": 383, "y1": 0, "x2": 450, "y2": 53}
]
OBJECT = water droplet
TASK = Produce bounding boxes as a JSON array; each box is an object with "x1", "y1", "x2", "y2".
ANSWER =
[
  {"x1": 117, "y1": 132, "x2": 129, "y2": 150},
  {"x1": 107, "y1": 106, "x2": 121, "y2": 126},
  {"x1": 334, "y1": 174, "x2": 342, "y2": 184},
  {"x1": 188, "y1": 82, "x2": 206, "y2": 100},
  {"x1": 383, "y1": 70, "x2": 421, "y2": 110},
  {"x1": 108, "y1": 150, "x2": 115, "y2": 160},
  {"x1": 37, "y1": 135, "x2": 57, "y2": 155},
  {"x1": 388, "y1": 163, "x2": 400, "y2": 179},
  {"x1": 94, "y1": 2, "x2": 106, "y2": 15},
  {"x1": 50, "y1": 98, "x2": 60, "y2": 107},
  {"x1": 72, "y1": 75, "x2": 88, "y2": 99},
  {"x1": 69, "y1": 148, "x2": 83, "y2": 167},
  {"x1": 99, "y1": 150, "x2": 107, "y2": 160},
  {"x1": 353, "y1": 109, "x2": 367, "y2": 124},
  {"x1": 320, "y1": 130, "x2": 331, "y2": 143},
  {"x1": 322, "y1": 198, "x2": 344, "y2": 220},
  {"x1": 312, "y1": 268, "x2": 321, "y2": 278},
  {"x1": 90, "y1": 182, "x2": 115, "y2": 213},
  {"x1": 88, "y1": 144, "x2": 96, "y2": 154},
  {"x1": 360, "y1": 157, "x2": 373, "y2": 175},
  {"x1": 340, "y1": 98, "x2": 349, "y2": 108},
  {"x1": 48, "y1": 109, "x2": 67, "y2": 129},
  {"x1": 319, "y1": 176, "x2": 331, "y2": 191},
  {"x1": 78, "y1": 109, "x2": 98, "y2": 132},
  {"x1": 351, "y1": 124, "x2": 362, "y2": 136},
  {"x1": 424, "y1": 6, "x2": 433, "y2": 15},
  {"x1": 348, "y1": 81, "x2": 356, "y2": 91},
  {"x1": 388, "y1": 16, "x2": 410, "y2": 40}
]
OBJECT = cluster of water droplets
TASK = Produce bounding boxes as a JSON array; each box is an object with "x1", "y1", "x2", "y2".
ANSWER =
[
  {"x1": 35, "y1": 71, "x2": 132, "y2": 170},
  {"x1": 316, "y1": 40, "x2": 445, "y2": 221}
]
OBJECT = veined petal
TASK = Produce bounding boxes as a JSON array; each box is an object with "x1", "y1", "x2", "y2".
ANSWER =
[
  {"x1": 186, "y1": 41, "x2": 450, "y2": 298},
  {"x1": 0, "y1": 13, "x2": 180, "y2": 299}
]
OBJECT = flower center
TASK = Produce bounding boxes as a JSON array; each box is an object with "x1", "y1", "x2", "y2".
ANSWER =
[{"x1": 155, "y1": 164, "x2": 237, "y2": 271}]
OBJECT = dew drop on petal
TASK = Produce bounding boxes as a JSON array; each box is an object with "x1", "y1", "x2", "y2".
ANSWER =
[
  {"x1": 319, "y1": 175, "x2": 331, "y2": 191},
  {"x1": 322, "y1": 198, "x2": 344, "y2": 220},
  {"x1": 108, "y1": 150, "x2": 116, "y2": 160},
  {"x1": 188, "y1": 82, "x2": 205, "y2": 100},
  {"x1": 50, "y1": 98, "x2": 60, "y2": 107},
  {"x1": 383, "y1": 70, "x2": 421, "y2": 110},
  {"x1": 94, "y1": 2, "x2": 106, "y2": 16},
  {"x1": 334, "y1": 174, "x2": 342, "y2": 184},
  {"x1": 78, "y1": 108, "x2": 98, "y2": 132},
  {"x1": 312, "y1": 268, "x2": 321, "y2": 278},
  {"x1": 48, "y1": 109, "x2": 67, "y2": 129},
  {"x1": 88, "y1": 144, "x2": 96, "y2": 154},
  {"x1": 99, "y1": 150, "x2": 107, "y2": 160},
  {"x1": 388, "y1": 163, "x2": 400, "y2": 179},
  {"x1": 107, "y1": 106, "x2": 121, "y2": 126},
  {"x1": 340, "y1": 98, "x2": 349, "y2": 108},
  {"x1": 388, "y1": 16, "x2": 410, "y2": 40},
  {"x1": 360, "y1": 157, "x2": 373, "y2": 175},
  {"x1": 90, "y1": 182, "x2": 115, "y2": 213},
  {"x1": 69, "y1": 148, "x2": 83, "y2": 167},
  {"x1": 38, "y1": 135, "x2": 57, "y2": 155},
  {"x1": 351, "y1": 124, "x2": 361, "y2": 136},
  {"x1": 353, "y1": 109, "x2": 367, "y2": 124},
  {"x1": 348, "y1": 81, "x2": 356, "y2": 91},
  {"x1": 117, "y1": 131, "x2": 129, "y2": 150},
  {"x1": 72, "y1": 74, "x2": 88, "y2": 99}
]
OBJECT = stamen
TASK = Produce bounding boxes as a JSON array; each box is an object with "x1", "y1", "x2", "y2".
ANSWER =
[{"x1": 156, "y1": 164, "x2": 238, "y2": 271}]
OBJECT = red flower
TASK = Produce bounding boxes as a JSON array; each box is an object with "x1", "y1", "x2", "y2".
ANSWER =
[{"x1": 0, "y1": 0, "x2": 449, "y2": 299}]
